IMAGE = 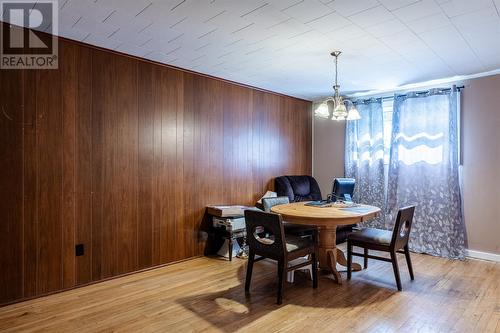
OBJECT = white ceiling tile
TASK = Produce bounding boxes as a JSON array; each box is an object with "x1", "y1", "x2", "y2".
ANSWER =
[
  {"x1": 416, "y1": 27, "x2": 458, "y2": 49},
  {"x1": 140, "y1": 23, "x2": 184, "y2": 41},
  {"x1": 266, "y1": 17, "x2": 311, "y2": 38},
  {"x1": 451, "y1": 7, "x2": 500, "y2": 31},
  {"x1": 110, "y1": 29, "x2": 152, "y2": 47},
  {"x1": 73, "y1": 17, "x2": 119, "y2": 37},
  {"x1": 379, "y1": 29, "x2": 421, "y2": 49},
  {"x1": 367, "y1": 19, "x2": 408, "y2": 38},
  {"x1": 62, "y1": 0, "x2": 114, "y2": 23},
  {"x1": 463, "y1": 32, "x2": 500, "y2": 60},
  {"x1": 59, "y1": 11, "x2": 81, "y2": 29},
  {"x1": 188, "y1": 11, "x2": 248, "y2": 35},
  {"x1": 392, "y1": 0, "x2": 442, "y2": 22},
  {"x1": 439, "y1": 0, "x2": 493, "y2": 18},
  {"x1": 132, "y1": 1, "x2": 180, "y2": 22},
  {"x1": 338, "y1": 35, "x2": 383, "y2": 51},
  {"x1": 326, "y1": 0, "x2": 379, "y2": 16},
  {"x1": 324, "y1": 24, "x2": 366, "y2": 42},
  {"x1": 356, "y1": 43, "x2": 394, "y2": 58},
  {"x1": 399, "y1": 47, "x2": 439, "y2": 62},
  {"x1": 102, "y1": 11, "x2": 152, "y2": 33},
  {"x1": 212, "y1": 0, "x2": 269, "y2": 17},
  {"x1": 349, "y1": 5, "x2": 395, "y2": 28},
  {"x1": 419, "y1": 25, "x2": 485, "y2": 73},
  {"x1": 476, "y1": 52, "x2": 500, "y2": 71},
  {"x1": 169, "y1": 17, "x2": 219, "y2": 39},
  {"x1": 242, "y1": 7, "x2": 291, "y2": 28},
  {"x1": 267, "y1": 0, "x2": 304, "y2": 11},
  {"x1": 84, "y1": 33, "x2": 122, "y2": 50},
  {"x1": 142, "y1": 37, "x2": 182, "y2": 54},
  {"x1": 96, "y1": 0, "x2": 155, "y2": 16},
  {"x1": 405, "y1": 12, "x2": 451, "y2": 34},
  {"x1": 282, "y1": 0, "x2": 333, "y2": 24},
  {"x1": 459, "y1": 21, "x2": 500, "y2": 69},
  {"x1": 286, "y1": 30, "x2": 332, "y2": 51},
  {"x1": 230, "y1": 24, "x2": 277, "y2": 45},
  {"x1": 378, "y1": 0, "x2": 420, "y2": 11},
  {"x1": 174, "y1": 1, "x2": 231, "y2": 23},
  {"x1": 304, "y1": 11, "x2": 351, "y2": 33}
]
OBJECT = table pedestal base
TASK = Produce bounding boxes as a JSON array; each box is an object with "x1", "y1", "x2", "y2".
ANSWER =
[{"x1": 318, "y1": 226, "x2": 361, "y2": 284}]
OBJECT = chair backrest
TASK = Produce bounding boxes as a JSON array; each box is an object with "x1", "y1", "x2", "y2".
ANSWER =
[
  {"x1": 244, "y1": 210, "x2": 286, "y2": 259},
  {"x1": 390, "y1": 206, "x2": 416, "y2": 250},
  {"x1": 275, "y1": 175, "x2": 322, "y2": 202},
  {"x1": 262, "y1": 196, "x2": 290, "y2": 212}
]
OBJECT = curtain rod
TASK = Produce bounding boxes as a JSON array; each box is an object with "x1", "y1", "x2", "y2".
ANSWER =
[{"x1": 353, "y1": 85, "x2": 465, "y2": 103}]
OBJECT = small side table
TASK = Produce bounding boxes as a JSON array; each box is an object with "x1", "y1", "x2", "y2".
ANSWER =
[{"x1": 214, "y1": 226, "x2": 247, "y2": 261}]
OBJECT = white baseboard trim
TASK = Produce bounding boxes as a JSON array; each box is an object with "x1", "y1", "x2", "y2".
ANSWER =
[{"x1": 466, "y1": 249, "x2": 500, "y2": 263}]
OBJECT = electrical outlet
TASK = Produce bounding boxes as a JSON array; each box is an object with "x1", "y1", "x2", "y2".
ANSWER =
[{"x1": 75, "y1": 244, "x2": 84, "y2": 256}]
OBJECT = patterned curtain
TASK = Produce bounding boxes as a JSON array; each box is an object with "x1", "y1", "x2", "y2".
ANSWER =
[
  {"x1": 345, "y1": 99, "x2": 386, "y2": 227},
  {"x1": 387, "y1": 89, "x2": 466, "y2": 259}
]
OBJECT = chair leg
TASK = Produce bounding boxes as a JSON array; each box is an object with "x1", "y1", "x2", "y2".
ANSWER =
[
  {"x1": 311, "y1": 252, "x2": 318, "y2": 289},
  {"x1": 364, "y1": 248, "x2": 368, "y2": 269},
  {"x1": 390, "y1": 251, "x2": 402, "y2": 291},
  {"x1": 347, "y1": 241, "x2": 353, "y2": 280},
  {"x1": 287, "y1": 270, "x2": 294, "y2": 283},
  {"x1": 228, "y1": 238, "x2": 233, "y2": 261},
  {"x1": 404, "y1": 245, "x2": 414, "y2": 280},
  {"x1": 277, "y1": 259, "x2": 286, "y2": 305},
  {"x1": 245, "y1": 250, "x2": 255, "y2": 294}
]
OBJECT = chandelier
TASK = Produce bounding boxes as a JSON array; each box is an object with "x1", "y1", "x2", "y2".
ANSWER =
[{"x1": 315, "y1": 51, "x2": 361, "y2": 121}]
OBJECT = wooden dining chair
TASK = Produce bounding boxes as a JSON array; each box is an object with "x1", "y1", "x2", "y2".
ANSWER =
[
  {"x1": 244, "y1": 209, "x2": 318, "y2": 305},
  {"x1": 347, "y1": 206, "x2": 416, "y2": 291},
  {"x1": 262, "y1": 196, "x2": 317, "y2": 237},
  {"x1": 262, "y1": 196, "x2": 317, "y2": 283}
]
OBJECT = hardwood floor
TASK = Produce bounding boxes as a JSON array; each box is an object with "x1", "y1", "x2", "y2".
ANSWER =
[{"x1": 0, "y1": 248, "x2": 498, "y2": 333}]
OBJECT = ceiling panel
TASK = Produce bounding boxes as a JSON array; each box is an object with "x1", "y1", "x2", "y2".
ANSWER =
[
  {"x1": 378, "y1": 0, "x2": 420, "y2": 11},
  {"x1": 349, "y1": 5, "x2": 395, "y2": 28},
  {"x1": 304, "y1": 11, "x2": 351, "y2": 33},
  {"x1": 418, "y1": 25, "x2": 485, "y2": 73},
  {"x1": 326, "y1": 0, "x2": 380, "y2": 17},
  {"x1": 367, "y1": 19, "x2": 408, "y2": 38},
  {"x1": 281, "y1": 0, "x2": 332, "y2": 23},
  {"x1": 4, "y1": 0, "x2": 499, "y2": 100},
  {"x1": 392, "y1": 0, "x2": 441, "y2": 22},
  {"x1": 404, "y1": 12, "x2": 450, "y2": 34},
  {"x1": 451, "y1": 7, "x2": 500, "y2": 31},
  {"x1": 439, "y1": 0, "x2": 493, "y2": 18}
]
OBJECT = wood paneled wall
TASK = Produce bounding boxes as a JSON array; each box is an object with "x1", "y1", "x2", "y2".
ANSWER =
[{"x1": 0, "y1": 38, "x2": 312, "y2": 305}]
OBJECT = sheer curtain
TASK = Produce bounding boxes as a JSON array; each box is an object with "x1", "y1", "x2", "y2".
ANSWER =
[
  {"x1": 345, "y1": 99, "x2": 386, "y2": 227},
  {"x1": 387, "y1": 89, "x2": 466, "y2": 259}
]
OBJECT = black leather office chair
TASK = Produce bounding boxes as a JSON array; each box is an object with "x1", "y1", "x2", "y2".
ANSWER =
[
  {"x1": 274, "y1": 175, "x2": 354, "y2": 244},
  {"x1": 275, "y1": 175, "x2": 322, "y2": 202}
]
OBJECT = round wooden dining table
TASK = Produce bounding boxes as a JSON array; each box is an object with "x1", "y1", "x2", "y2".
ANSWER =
[{"x1": 271, "y1": 202, "x2": 381, "y2": 284}]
